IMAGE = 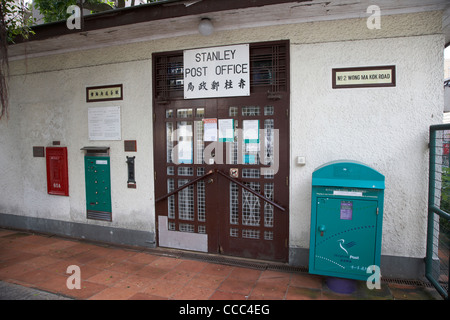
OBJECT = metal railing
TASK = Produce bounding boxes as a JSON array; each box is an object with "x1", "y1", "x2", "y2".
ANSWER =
[
  {"x1": 426, "y1": 123, "x2": 450, "y2": 300},
  {"x1": 155, "y1": 169, "x2": 286, "y2": 212}
]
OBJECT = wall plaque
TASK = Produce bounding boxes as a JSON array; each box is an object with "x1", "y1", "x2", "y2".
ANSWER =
[
  {"x1": 33, "y1": 146, "x2": 45, "y2": 157},
  {"x1": 86, "y1": 84, "x2": 123, "y2": 102},
  {"x1": 332, "y1": 66, "x2": 396, "y2": 89},
  {"x1": 124, "y1": 140, "x2": 137, "y2": 152}
]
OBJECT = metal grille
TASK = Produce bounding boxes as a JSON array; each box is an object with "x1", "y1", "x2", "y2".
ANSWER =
[
  {"x1": 178, "y1": 167, "x2": 193, "y2": 176},
  {"x1": 263, "y1": 119, "x2": 274, "y2": 166},
  {"x1": 154, "y1": 42, "x2": 289, "y2": 100},
  {"x1": 178, "y1": 179, "x2": 194, "y2": 221},
  {"x1": 242, "y1": 229, "x2": 260, "y2": 239},
  {"x1": 242, "y1": 182, "x2": 261, "y2": 226},
  {"x1": 250, "y1": 42, "x2": 288, "y2": 93},
  {"x1": 426, "y1": 124, "x2": 450, "y2": 300},
  {"x1": 264, "y1": 183, "x2": 274, "y2": 228},
  {"x1": 242, "y1": 169, "x2": 260, "y2": 179},
  {"x1": 197, "y1": 180, "x2": 205, "y2": 222},
  {"x1": 167, "y1": 178, "x2": 175, "y2": 218},
  {"x1": 242, "y1": 106, "x2": 260, "y2": 116},
  {"x1": 166, "y1": 122, "x2": 174, "y2": 163},
  {"x1": 230, "y1": 182, "x2": 239, "y2": 225},
  {"x1": 195, "y1": 120, "x2": 204, "y2": 164},
  {"x1": 154, "y1": 53, "x2": 184, "y2": 100}
]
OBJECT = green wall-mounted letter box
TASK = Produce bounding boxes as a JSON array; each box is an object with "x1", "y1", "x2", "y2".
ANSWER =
[
  {"x1": 309, "y1": 160, "x2": 385, "y2": 281},
  {"x1": 82, "y1": 147, "x2": 112, "y2": 222}
]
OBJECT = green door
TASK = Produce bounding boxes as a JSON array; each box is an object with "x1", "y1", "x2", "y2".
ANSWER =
[
  {"x1": 85, "y1": 156, "x2": 112, "y2": 220},
  {"x1": 314, "y1": 197, "x2": 378, "y2": 278}
]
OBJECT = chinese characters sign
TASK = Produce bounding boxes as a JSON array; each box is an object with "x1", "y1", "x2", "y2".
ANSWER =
[
  {"x1": 86, "y1": 84, "x2": 123, "y2": 102},
  {"x1": 184, "y1": 44, "x2": 250, "y2": 99}
]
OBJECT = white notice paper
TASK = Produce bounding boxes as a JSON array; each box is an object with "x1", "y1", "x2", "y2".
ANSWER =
[
  {"x1": 203, "y1": 118, "x2": 218, "y2": 141},
  {"x1": 177, "y1": 141, "x2": 193, "y2": 164},
  {"x1": 243, "y1": 120, "x2": 259, "y2": 143},
  {"x1": 218, "y1": 119, "x2": 234, "y2": 142},
  {"x1": 88, "y1": 106, "x2": 121, "y2": 141}
]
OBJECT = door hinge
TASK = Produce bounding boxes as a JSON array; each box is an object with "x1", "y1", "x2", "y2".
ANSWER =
[
  {"x1": 285, "y1": 238, "x2": 288, "y2": 247},
  {"x1": 286, "y1": 108, "x2": 289, "y2": 118},
  {"x1": 153, "y1": 113, "x2": 156, "y2": 122},
  {"x1": 376, "y1": 207, "x2": 379, "y2": 215},
  {"x1": 286, "y1": 176, "x2": 289, "y2": 186},
  {"x1": 154, "y1": 171, "x2": 157, "y2": 181}
]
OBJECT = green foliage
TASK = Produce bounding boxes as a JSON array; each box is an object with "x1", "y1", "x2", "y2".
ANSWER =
[
  {"x1": 1, "y1": 0, "x2": 35, "y2": 43},
  {"x1": 440, "y1": 166, "x2": 450, "y2": 235},
  {"x1": 33, "y1": 0, "x2": 114, "y2": 23}
]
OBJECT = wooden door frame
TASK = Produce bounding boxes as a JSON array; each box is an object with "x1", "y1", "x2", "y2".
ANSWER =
[{"x1": 152, "y1": 40, "x2": 290, "y2": 261}]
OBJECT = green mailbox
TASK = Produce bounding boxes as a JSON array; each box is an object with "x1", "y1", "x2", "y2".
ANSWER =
[
  {"x1": 309, "y1": 160, "x2": 385, "y2": 281},
  {"x1": 81, "y1": 147, "x2": 112, "y2": 222}
]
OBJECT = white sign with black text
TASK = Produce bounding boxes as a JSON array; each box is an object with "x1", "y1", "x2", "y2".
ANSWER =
[{"x1": 184, "y1": 44, "x2": 250, "y2": 99}]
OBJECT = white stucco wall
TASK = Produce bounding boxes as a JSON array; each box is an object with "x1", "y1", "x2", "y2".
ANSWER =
[
  {"x1": 289, "y1": 35, "x2": 444, "y2": 258},
  {"x1": 1, "y1": 60, "x2": 155, "y2": 233},
  {"x1": 1, "y1": 10, "x2": 444, "y2": 261}
]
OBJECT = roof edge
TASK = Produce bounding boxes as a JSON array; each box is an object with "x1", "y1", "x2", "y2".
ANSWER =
[{"x1": 11, "y1": 0, "x2": 307, "y2": 44}]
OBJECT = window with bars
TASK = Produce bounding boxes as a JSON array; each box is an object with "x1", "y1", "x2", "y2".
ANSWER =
[{"x1": 153, "y1": 41, "x2": 289, "y2": 101}]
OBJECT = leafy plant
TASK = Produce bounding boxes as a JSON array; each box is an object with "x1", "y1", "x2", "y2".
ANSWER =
[
  {"x1": 1, "y1": 0, "x2": 36, "y2": 120},
  {"x1": 440, "y1": 166, "x2": 450, "y2": 236},
  {"x1": 33, "y1": 0, "x2": 115, "y2": 23}
]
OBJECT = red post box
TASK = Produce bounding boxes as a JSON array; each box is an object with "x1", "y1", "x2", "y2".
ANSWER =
[{"x1": 46, "y1": 147, "x2": 69, "y2": 196}]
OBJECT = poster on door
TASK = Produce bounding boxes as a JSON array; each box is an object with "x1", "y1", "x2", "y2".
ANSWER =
[
  {"x1": 203, "y1": 118, "x2": 218, "y2": 141},
  {"x1": 183, "y1": 44, "x2": 250, "y2": 99}
]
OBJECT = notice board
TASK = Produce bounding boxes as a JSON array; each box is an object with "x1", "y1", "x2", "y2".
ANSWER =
[{"x1": 88, "y1": 106, "x2": 121, "y2": 141}]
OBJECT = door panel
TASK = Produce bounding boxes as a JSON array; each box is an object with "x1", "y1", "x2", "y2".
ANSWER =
[
  {"x1": 155, "y1": 99, "x2": 216, "y2": 243},
  {"x1": 216, "y1": 94, "x2": 289, "y2": 261},
  {"x1": 314, "y1": 198, "x2": 378, "y2": 276},
  {"x1": 153, "y1": 41, "x2": 290, "y2": 262}
]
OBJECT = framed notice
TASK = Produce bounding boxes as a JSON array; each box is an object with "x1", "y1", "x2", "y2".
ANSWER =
[
  {"x1": 88, "y1": 106, "x2": 121, "y2": 141},
  {"x1": 86, "y1": 84, "x2": 123, "y2": 102},
  {"x1": 332, "y1": 65, "x2": 396, "y2": 89}
]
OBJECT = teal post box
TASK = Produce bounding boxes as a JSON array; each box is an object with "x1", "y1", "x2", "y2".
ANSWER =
[
  {"x1": 309, "y1": 160, "x2": 385, "y2": 281},
  {"x1": 81, "y1": 147, "x2": 112, "y2": 222}
]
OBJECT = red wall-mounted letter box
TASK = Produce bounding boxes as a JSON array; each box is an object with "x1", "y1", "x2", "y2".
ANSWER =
[{"x1": 46, "y1": 147, "x2": 69, "y2": 196}]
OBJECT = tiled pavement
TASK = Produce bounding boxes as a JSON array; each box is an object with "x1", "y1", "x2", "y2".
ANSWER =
[{"x1": 0, "y1": 228, "x2": 442, "y2": 300}]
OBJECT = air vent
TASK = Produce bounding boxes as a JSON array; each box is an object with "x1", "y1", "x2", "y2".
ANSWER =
[{"x1": 87, "y1": 210, "x2": 112, "y2": 222}]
